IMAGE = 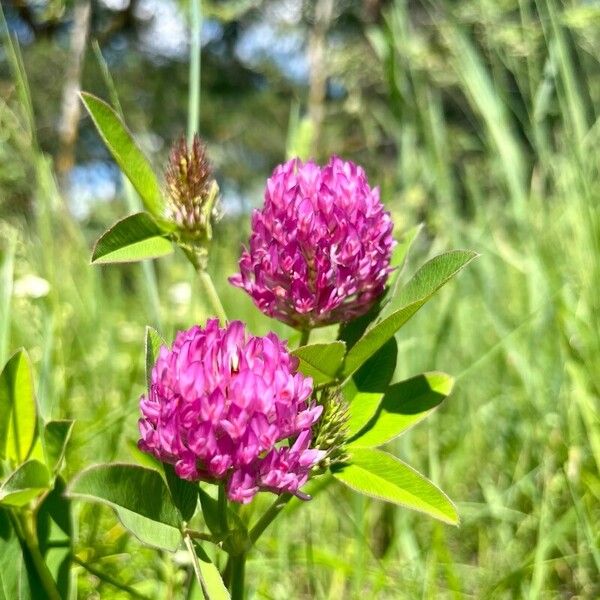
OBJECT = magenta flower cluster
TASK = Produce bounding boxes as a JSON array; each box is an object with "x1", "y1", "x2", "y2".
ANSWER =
[
  {"x1": 138, "y1": 320, "x2": 324, "y2": 503},
  {"x1": 230, "y1": 156, "x2": 395, "y2": 328}
]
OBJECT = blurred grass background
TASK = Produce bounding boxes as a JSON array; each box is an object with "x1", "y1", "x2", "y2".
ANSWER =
[{"x1": 1, "y1": 0, "x2": 599, "y2": 597}]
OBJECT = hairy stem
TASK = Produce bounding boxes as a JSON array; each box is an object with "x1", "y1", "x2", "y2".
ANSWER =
[
  {"x1": 249, "y1": 493, "x2": 293, "y2": 545},
  {"x1": 184, "y1": 534, "x2": 211, "y2": 599}
]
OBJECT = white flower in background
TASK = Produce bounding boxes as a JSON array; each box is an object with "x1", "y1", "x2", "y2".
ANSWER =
[{"x1": 13, "y1": 275, "x2": 50, "y2": 299}]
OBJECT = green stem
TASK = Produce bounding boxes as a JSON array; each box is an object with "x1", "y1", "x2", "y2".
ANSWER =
[
  {"x1": 218, "y1": 483, "x2": 228, "y2": 533},
  {"x1": 198, "y1": 269, "x2": 228, "y2": 324},
  {"x1": 18, "y1": 512, "x2": 61, "y2": 600},
  {"x1": 249, "y1": 493, "x2": 293, "y2": 545},
  {"x1": 229, "y1": 553, "x2": 246, "y2": 600},
  {"x1": 187, "y1": 0, "x2": 202, "y2": 140},
  {"x1": 299, "y1": 329, "x2": 310, "y2": 347},
  {"x1": 184, "y1": 534, "x2": 211, "y2": 599}
]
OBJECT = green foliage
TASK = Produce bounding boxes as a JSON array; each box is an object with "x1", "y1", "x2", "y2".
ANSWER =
[
  {"x1": 343, "y1": 251, "x2": 478, "y2": 377},
  {"x1": 348, "y1": 372, "x2": 453, "y2": 447},
  {"x1": 292, "y1": 342, "x2": 346, "y2": 384},
  {"x1": 0, "y1": 349, "x2": 36, "y2": 464},
  {"x1": 91, "y1": 212, "x2": 173, "y2": 264},
  {"x1": 43, "y1": 421, "x2": 74, "y2": 475},
  {"x1": 145, "y1": 326, "x2": 166, "y2": 390},
  {"x1": 79, "y1": 93, "x2": 167, "y2": 222},
  {"x1": 0, "y1": 460, "x2": 50, "y2": 507},
  {"x1": 332, "y1": 447, "x2": 458, "y2": 525},
  {"x1": 67, "y1": 463, "x2": 184, "y2": 551}
]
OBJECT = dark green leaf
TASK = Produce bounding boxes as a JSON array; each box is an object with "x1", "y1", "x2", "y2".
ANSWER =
[
  {"x1": 80, "y1": 92, "x2": 167, "y2": 220},
  {"x1": 0, "y1": 349, "x2": 36, "y2": 463},
  {"x1": 67, "y1": 463, "x2": 183, "y2": 551},
  {"x1": 349, "y1": 372, "x2": 454, "y2": 447},
  {"x1": 164, "y1": 465, "x2": 198, "y2": 522},
  {"x1": 343, "y1": 250, "x2": 477, "y2": 377},
  {"x1": 43, "y1": 421, "x2": 74, "y2": 474},
  {"x1": 145, "y1": 326, "x2": 166, "y2": 390},
  {"x1": 91, "y1": 213, "x2": 173, "y2": 264},
  {"x1": 332, "y1": 447, "x2": 458, "y2": 525},
  {"x1": 292, "y1": 342, "x2": 346, "y2": 384},
  {"x1": 0, "y1": 460, "x2": 50, "y2": 507}
]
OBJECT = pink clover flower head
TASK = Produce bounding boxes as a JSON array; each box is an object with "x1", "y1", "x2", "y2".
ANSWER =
[
  {"x1": 230, "y1": 156, "x2": 395, "y2": 328},
  {"x1": 138, "y1": 319, "x2": 325, "y2": 503}
]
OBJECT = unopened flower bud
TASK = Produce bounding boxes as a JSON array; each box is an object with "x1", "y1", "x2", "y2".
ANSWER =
[
  {"x1": 313, "y1": 388, "x2": 350, "y2": 469},
  {"x1": 165, "y1": 134, "x2": 219, "y2": 240}
]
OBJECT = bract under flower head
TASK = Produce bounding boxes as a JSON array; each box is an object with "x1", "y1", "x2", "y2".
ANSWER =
[
  {"x1": 138, "y1": 320, "x2": 324, "y2": 503},
  {"x1": 230, "y1": 156, "x2": 395, "y2": 328}
]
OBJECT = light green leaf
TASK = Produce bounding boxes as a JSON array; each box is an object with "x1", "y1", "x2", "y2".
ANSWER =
[
  {"x1": 67, "y1": 463, "x2": 183, "y2": 551},
  {"x1": 343, "y1": 250, "x2": 477, "y2": 377},
  {"x1": 387, "y1": 223, "x2": 423, "y2": 293},
  {"x1": 332, "y1": 447, "x2": 458, "y2": 525},
  {"x1": 145, "y1": 326, "x2": 166, "y2": 390},
  {"x1": 193, "y1": 543, "x2": 231, "y2": 600},
  {"x1": 91, "y1": 213, "x2": 173, "y2": 264},
  {"x1": 43, "y1": 420, "x2": 74, "y2": 474},
  {"x1": 0, "y1": 460, "x2": 50, "y2": 507},
  {"x1": 344, "y1": 338, "x2": 398, "y2": 439},
  {"x1": 349, "y1": 372, "x2": 454, "y2": 447},
  {"x1": 292, "y1": 342, "x2": 346, "y2": 384},
  {"x1": 80, "y1": 92, "x2": 167, "y2": 220},
  {"x1": 0, "y1": 349, "x2": 37, "y2": 463}
]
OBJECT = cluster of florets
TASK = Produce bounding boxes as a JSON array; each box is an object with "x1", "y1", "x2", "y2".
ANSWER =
[
  {"x1": 230, "y1": 156, "x2": 395, "y2": 329},
  {"x1": 138, "y1": 320, "x2": 325, "y2": 503}
]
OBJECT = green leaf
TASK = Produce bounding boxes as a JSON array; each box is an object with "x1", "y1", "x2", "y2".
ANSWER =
[
  {"x1": 292, "y1": 342, "x2": 346, "y2": 384},
  {"x1": 0, "y1": 349, "x2": 36, "y2": 463},
  {"x1": 386, "y1": 223, "x2": 423, "y2": 294},
  {"x1": 80, "y1": 92, "x2": 167, "y2": 220},
  {"x1": 145, "y1": 326, "x2": 166, "y2": 390},
  {"x1": 198, "y1": 487, "x2": 248, "y2": 552},
  {"x1": 0, "y1": 460, "x2": 50, "y2": 507},
  {"x1": 343, "y1": 250, "x2": 477, "y2": 377},
  {"x1": 344, "y1": 338, "x2": 398, "y2": 439},
  {"x1": 349, "y1": 372, "x2": 454, "y2": 447},
  {"x1": 164, "y1": 465, "x2": 198, "y2": 522},
  {"x1": 332, "y1": 448, "x2": 458, "y2": 525},
  {"x1": 67, "y1": 463, "x2": 183, "y2": 551},
  {"x1": 91, "y1": 213, "x2": 173, "y2": 264},
  {"x1": 43, "y1": 420, "x2": 74, "y2": 474},
  {"x1": 192, "y1": 542, "x2": 231, "y2": 600}
]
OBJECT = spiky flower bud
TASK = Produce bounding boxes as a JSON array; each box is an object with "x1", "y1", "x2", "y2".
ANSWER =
[
  {"x1": 312, "y1": 388, "x2": 350, "y2": 469},
  {"x1": 165, "y1": 134, "x2": 219, "y2": 242}
]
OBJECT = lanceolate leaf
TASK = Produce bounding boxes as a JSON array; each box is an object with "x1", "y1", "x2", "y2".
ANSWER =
[
  {"x1": 80, "y1": 92, "x2": 166, "y2": 220},
  {"x1": 348, "y1": 372, "x2": 454, "y2": 447},
  {"x1": 145, "y1": 326, "x2": 166, "y2": 390},
  {"x1": 67, "y1": 463, "x2": 183, "y2": 551},
  {"x1": 292, "y1": 342, "x2": 346, "y2": 384},
  {"x1": 91, "y1": 213, "x2": 173, "y2": 264},
  {"x1": 386, "y1": 223, "x2": 423, "y2": 295},
  {"x1": 343, "y1": 250, "x2": 477, "y2": 377},
  {"x1": 332, "y1": 447, "x2": 458, "y2": 525},
  {"x1": 0, "y1": 349, "x2": 36, "y2": 463},
  {"x1": 0, "y1": 460, "x2": 50, "y2": 507}
]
